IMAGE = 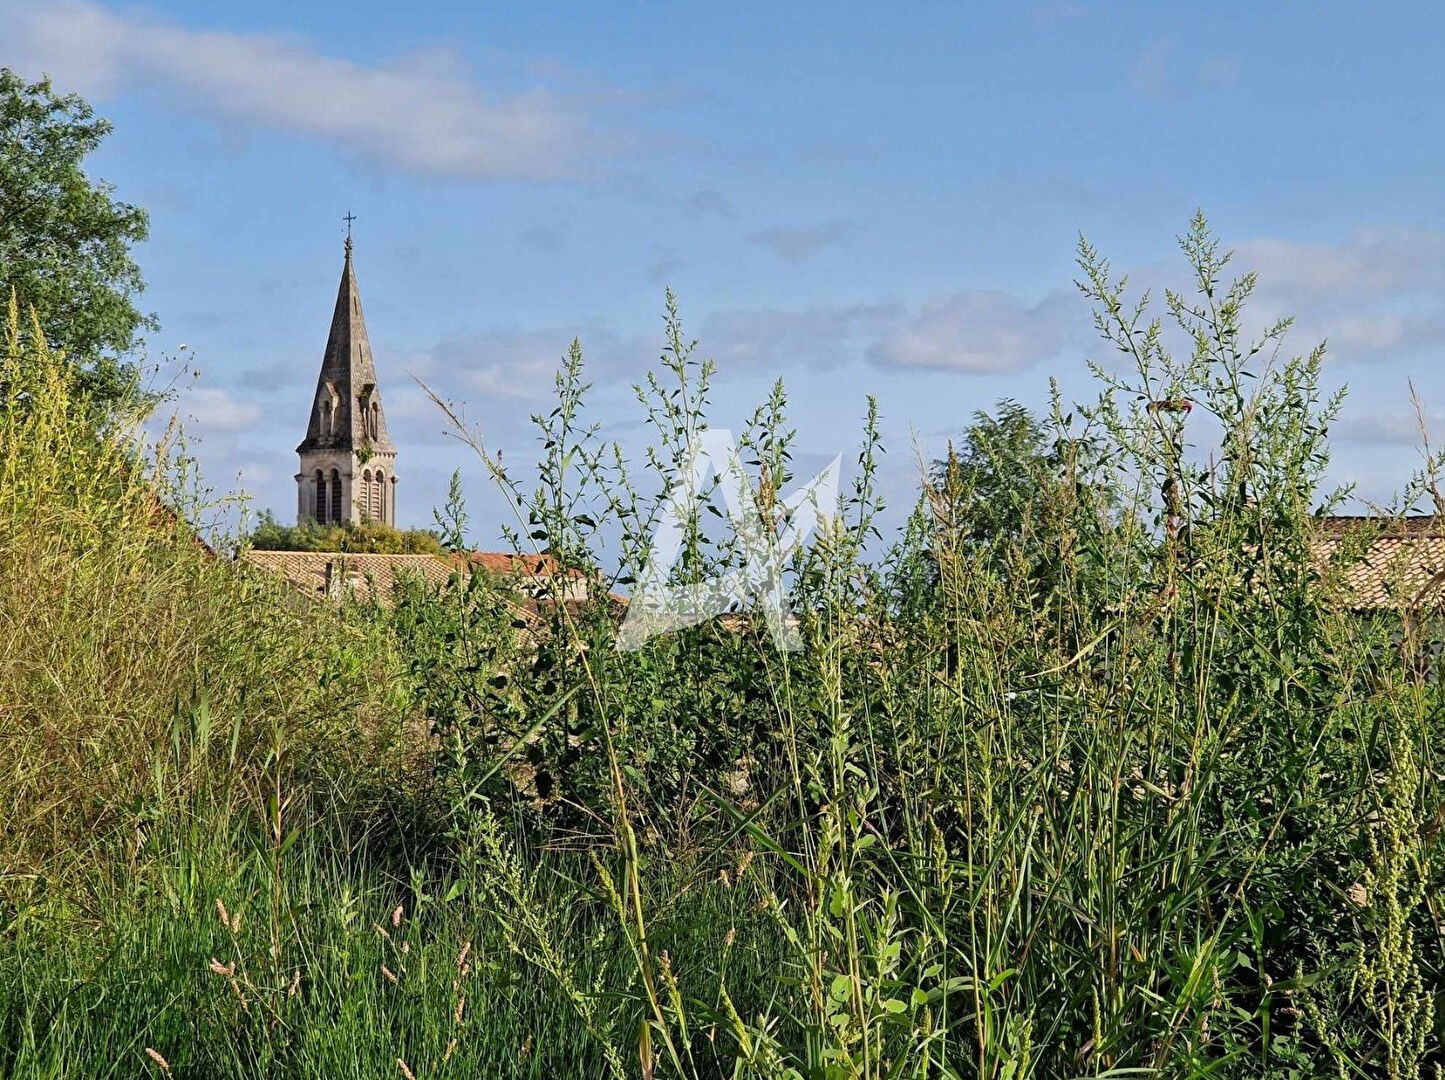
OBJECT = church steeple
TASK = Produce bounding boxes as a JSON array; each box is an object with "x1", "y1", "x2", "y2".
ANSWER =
[{"x1": 295, "y1": 229, "x2": 399, "y2": 526}]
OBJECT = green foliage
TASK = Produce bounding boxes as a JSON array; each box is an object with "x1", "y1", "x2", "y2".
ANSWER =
[
  {"x1": 434, "y1": 469, "x2": 471, "y2": 551},
  {"x1": 0, "y1": 298, "x2": 395, "y2": 885},
  {"x1": 931, "y1": 399, "x2": 1064, "y2": 547},
  {"x1": 8, "y1": 219, "x2": 1445, "y2": 1079},
  {"x1": 248, "y1": 510, "x2": 445, "y2": 554},
  {"x1": 0, "y1": 69, "x2": 152, "y2": 404}
]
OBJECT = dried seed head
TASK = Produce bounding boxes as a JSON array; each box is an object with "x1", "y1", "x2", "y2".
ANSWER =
[
  {"x1": 396, "y1": 1059, "x2": 417, "y2": 1080},
  {"x1": 229, "y1": 980, "x2": 251, "y2": 1013},
  {"x1": 144, "y1": 1047, "x2": 172, "y2": 1075},
  {"x1": 382, "y1": 964, "x2": 399, "y2": 984},
  {"x1": 454, "y1": 994, "x2": 465, "y2": 1024},
  {"x1": 288, "y1": 969, "x2": 301, "y2": 998},
  {"x1": 392, "y1": 904, "x2": 404, "y2": 928},
  {"x1": 1346, "y1": 882, "x2": 1369, "y2": 908},
  {"x1": 456, "y1": 940, "x2": 473, "y2": 973},
  {"x1": 215, "y1": 898, "x2": 230, "y2": 930},
  {"x1": 444, "y1": 1038, "x2": 458, "y2": 1063},
  {"x1": 724, "y1": 927, "x2": 736, "y2": 948},
  {"x1": 208, "y1": 958, "x2": 235, "y2": 978}
]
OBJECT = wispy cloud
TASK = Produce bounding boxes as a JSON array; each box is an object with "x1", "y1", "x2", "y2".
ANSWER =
[
  {"x1": 1235, "y1": 228, "x2": 1445, "y2": 365},
  {"x1": 701, "y1": 288, "x2": 1078, "y2": 375},
  {"x1": 1331, "y1": 408, "x2": 1445, "y2": 448},
  {"x1": 1027, "y1": 2, "x2": 1091, "y2": 27},
  {"x1": 749, "y1": 218, "x2": 860, "y2": 262},
  {"x1": 703, "y1": 302, "x2": 901, "y2": 370},
  {"x1": 4, "y1": 0, "x2": 619, "y2": 179},
  {"x1": 870, "y1": 290, "x2": 1079, "y2": 373},
  {"x1": 679, "y1": 188, "x2": 737, "y2": 220},
  {"x1": 519, "y1": 225, "x2": 566, "y2": 252},
  {"x1": 408, "y1": 326, "x2": 647, "y2": 403},
  {"x1": 176, "y1": 386, "x2": 263, "y2": 433},
  {"x1": 1127, "y1": 37, "x2": 1241, "y2": 99}
]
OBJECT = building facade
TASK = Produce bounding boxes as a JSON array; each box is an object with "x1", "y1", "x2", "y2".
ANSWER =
[{"x1": 295, "y1": 237, "x2": 398, "y2": 525}]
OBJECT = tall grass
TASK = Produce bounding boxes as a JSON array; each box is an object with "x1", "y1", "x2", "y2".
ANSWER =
[{"x1": 4, "y1": 219, "x2": 1445, "y2": 1078}]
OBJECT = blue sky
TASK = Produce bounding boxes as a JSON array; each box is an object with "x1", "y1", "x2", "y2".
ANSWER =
[{"x1": 8, "y1": 1, "x2": 1445, "y2": 546}]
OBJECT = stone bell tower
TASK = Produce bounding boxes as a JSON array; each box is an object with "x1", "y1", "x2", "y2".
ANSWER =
[{"x1": 295, "y1": 230, "x2": 398, "y2": 525}]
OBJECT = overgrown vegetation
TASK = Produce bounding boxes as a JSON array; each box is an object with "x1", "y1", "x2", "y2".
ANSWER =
[
  {"x1": 247, "y1": 511, "x2": 446, "y2": 554},
  {"x1": 5, "y1": 217, "x2": 1445, "y2": 1079}
]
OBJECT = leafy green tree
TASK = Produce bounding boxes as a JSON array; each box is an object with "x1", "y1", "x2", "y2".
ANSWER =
[
  {"x1": 930, "y1": 399, "x2": 1064, "y2": 553},
  {"x1": 247, "y1": 511, "x2": 445, "y2": 554},
  {"x1": 0, "y1": 69, "x2": 152, "y2": 404}
]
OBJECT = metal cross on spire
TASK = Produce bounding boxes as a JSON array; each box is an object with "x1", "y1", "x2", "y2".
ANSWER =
[{"x1": 343, "y1": 211, "x2": 357, "y2": 254}]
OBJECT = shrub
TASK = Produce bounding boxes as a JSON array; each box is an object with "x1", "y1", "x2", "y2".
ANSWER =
[{"x1": 247, "y1": 511, "x2": 445, "y2": 554}]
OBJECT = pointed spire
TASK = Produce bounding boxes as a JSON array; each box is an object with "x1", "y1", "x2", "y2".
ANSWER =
[{"x1": 296, "y1": 234, "x2": 396, "y2": 455}]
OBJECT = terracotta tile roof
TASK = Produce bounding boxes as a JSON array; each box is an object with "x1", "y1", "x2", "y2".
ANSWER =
[
  {"x1": 240, "y1": 551, "x2": 457, "y2": 605},
  {"x1": 461, "y1": 551, "x2": 579, "y2": 577},
  {"x1": 1313, "y1": 515, "x2": 1445, "y2": 610},
  {"x1": 239, "y1": 549, "x2": 625, "y2": 616}
]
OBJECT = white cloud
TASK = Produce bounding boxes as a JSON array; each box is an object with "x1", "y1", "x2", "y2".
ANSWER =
[
  {"x1": 1332, "y1": 408, "x2": 1445, "y2": 448},
  {"x1": 749, "y1": 218, "x2": 860, "y2": 262},
  {"x1": 699, "y1": 289, "x2": 1081, "y2": 375},
  {"x1": 409, "y1": 326, "x2": 648, "y2": 403},
  {"x1": 1127, "y1": 37, "x2": 1241, "y2": 99},
  {"x1": 178, "y1": 386, "x2": 262, "y2": 433},
  {"x1": 1238, "y1": 228, "x2": 1445, "y2": 303},
  {"x1": 679, "y1": 188, "x2": 737, "y2": 220},
  {"x1": 1234, "y1": 228, "x2": 1445, "y2": 365},
  {"x1": 870, "y1": 290, "x2": 1077, "y2": 373},
  {"x1": 1127, "y1": 38, "x2": 1174, "y2": 99},
  {"x1": 703, "y1": 303, "x2": 901, "y2": 371},
  {"x1": 4, "y1": 0, "x2": 612, "y2": 179}
]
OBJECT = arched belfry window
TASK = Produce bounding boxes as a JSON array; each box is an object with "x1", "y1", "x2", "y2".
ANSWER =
[
  {"x1": 371, "y1": 469, "x2": 383, "y2": 522},
  {"x1": 314, "y1": 470, "x2": 326, "y2": 522},
  {"x1": 330, "y1": 469, "x2": 342, "y2": 522},
  {"x1": 370, "y1": 401, "x2": 380, "y2": 440},
  {"x1": 361, "y1": 470, "x2": 372, "y2": 520}
]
